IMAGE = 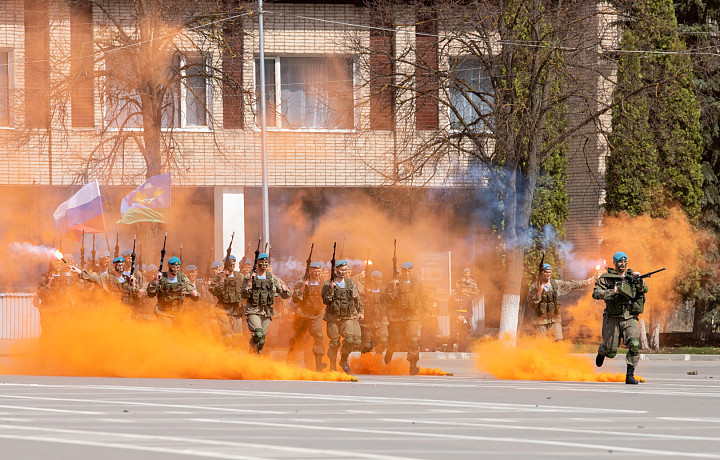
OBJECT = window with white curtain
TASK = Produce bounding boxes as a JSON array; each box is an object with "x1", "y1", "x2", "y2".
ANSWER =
[{"x1": 449, "y1": 57, "x2": 493, "y2": 132}]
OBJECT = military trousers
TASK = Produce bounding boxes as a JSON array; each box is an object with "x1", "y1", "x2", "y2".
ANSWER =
[
  {"x1": 246, "y1": 313, "x2": 272, "y2": 353},
  {"x1": 420, "y1": 317, "x2": 438, "y2": 352},
  {"x1": 535, "y1": 319, "x2": 563, "y2": 341},
  {"x1": 288, "y1": 314, "x2": 325, "y2": 356},
  {"x1": 326, "y1": 318, "x2": 361, "y2": 363},
  {"x1": 387, "y1": 319, "x2": 420, "y2": 364},
  {"x1": 360, "y1": 322, "x2": 389, "y2": 353},
  {"x1": 598, "y1": 313, "x2": 640, "y2": 366},
  {"x1": 447, "y1": 316, "x2": 471, "y2": 352}
]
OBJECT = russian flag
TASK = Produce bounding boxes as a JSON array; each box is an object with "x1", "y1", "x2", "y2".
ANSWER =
[{"x1": 53, "y1": 180, "x2": 107, "y2": 240}]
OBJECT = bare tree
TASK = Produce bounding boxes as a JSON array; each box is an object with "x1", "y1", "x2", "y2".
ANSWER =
[
  {"x1": 36, "y1": 0, "x2": 253, "y2": 182},
  {"x1": 349, "y1": 0, "x2": 623, "y2": 340}
]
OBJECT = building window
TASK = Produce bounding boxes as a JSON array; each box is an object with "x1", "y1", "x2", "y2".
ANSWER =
[
  {"x1": 105, "y1": 53, "x2": 211, "y2": 130},
  {"x1": 449, "y1": 58, "x2": 493, "y2": 131},
  {"x1": 0, "y1": 51, "x2": 10, "y2": 126},
  {"x1": 255, "y1": 56, "x2": 354, "y2": 130}
]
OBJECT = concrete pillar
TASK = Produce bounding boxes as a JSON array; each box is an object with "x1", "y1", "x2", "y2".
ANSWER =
[{"x1": 213, "y1": 186, "x2": 245, "y2": 263}]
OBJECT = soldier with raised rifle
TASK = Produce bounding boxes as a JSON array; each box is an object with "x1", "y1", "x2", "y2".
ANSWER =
[
  {"x1": 593, "y1": 251, "x2": 664, "y2": 385},
  {"x1": 211, "y1": 235, "x2": 246, "y2": 339},
  {"x1": 147, "y1": 235, "x2": 199, "y2": 326},
  {"x1": 287, "y1": 244, "x2": 327, "y2": 371},
  {"x1": 360, "y1": 270, "x2": 389, "y2": 355},
  {"x1": 241, "y1": 244, "x2": 292, "y2": 355},
  {"x1": 322, "y1": 257, "x2": 363, "y2": 373}
]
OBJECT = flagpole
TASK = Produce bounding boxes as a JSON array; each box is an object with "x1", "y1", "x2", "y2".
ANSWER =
[
  {"x1": 259, "y1": 0, "x2": 270, "y2": 248},
  {"x1": 104, "y1": 232, "x2": 110, "y2": 255}
]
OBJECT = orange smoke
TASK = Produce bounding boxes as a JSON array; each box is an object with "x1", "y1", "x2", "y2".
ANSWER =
[
  {"x1": 474, "y1": 336, "x2": 645, "y2": 383},
  {"x1": 565, "y1": 208, "x2": 699, "y2": 339},
  {"x1": 2, "y1": 294, "x2": 356, "y2": 382},
  {"x1": 348, "y1": 352, "x2": 449, "y2": 375}
]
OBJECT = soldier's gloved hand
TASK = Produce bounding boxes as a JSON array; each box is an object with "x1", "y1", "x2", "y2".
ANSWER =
[
  {"x1": 191, "y1": 290, "x2": 199, "y2": 297},
  {"x1": 156, "y1": 271, "x2": 162, "y2": 282},
  {"x1": 69, "y1": 265, "x2": 81, "y2": 274},
  {"x1": 632, "y1": 271, "x2": 641, "y2": 278}
]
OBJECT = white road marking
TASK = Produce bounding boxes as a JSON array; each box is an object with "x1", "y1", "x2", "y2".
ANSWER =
[
  {"x1": 0, "y1": 425, "x2": 420, "y2": 460},
  {"x1": 658, "y1": 417, "x2": 720, "y2": 423},
  {"x1": 191, "y1": 418, "x2": 720, "y2": 459},
  {"x1": 382, "y1": 418, "x2": 720, "y2": 442},
  {"x1": 0, "y1": 394, "x2": 287, "y2": 415},
  {"x1": 0, "y1": 382, "x2": 647, "y2": 414},
  {"x1": 0, "y1": 403, "x2": 102, "y2": 414}
]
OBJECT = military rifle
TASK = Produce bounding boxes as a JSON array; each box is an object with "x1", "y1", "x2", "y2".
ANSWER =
[
  {"x1": 224, "y1": 232, "x2": 235, "y2": 273},
  {"x1": 252, "y1": 237, "x2": 261, "y2": 274},
  {"x1": 80, "y1": 231, "x2": 86, "y2": 270},
  {"x1": 392, "y1": 239, "x2": 398, "y2": 286},
  {"x1": 304, "y1": 243, "x2": 315, "y2": 281},
  {"x1": 205, "y1": 245, "x2": 214, "y2": 279},
  {"x1": 330, "y1": 242, "x2": 337, "y2": 284},
  {"x1": 158, "y1": 232, "x2": 168, "y2": 274},
  {"x1": 114, "y1": 232, "x2": 119, "y2": 259},
  {"x1": 242, "y1": 242, "x2": 251, "y2": 266},
  {"x1": 130, "y1": 234, "x2": 137, "y2": 277},
  {"x1": 90, "y1": 234, "x2": 96, "y2": 272},
  {"x1": 339, "y1": 237, "x2": 345, "y2": 260},
  {"x1": 179, "y1": 243, "x2": 183, "y2": 262}
]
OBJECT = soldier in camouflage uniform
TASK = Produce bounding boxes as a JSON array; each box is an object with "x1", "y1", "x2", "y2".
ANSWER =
[
  {"x1": 69, "y1": 256, "x2": 140, "y2": 307},
  {"x1": 384, "y1": 261, "x2": 426, "y2": 375},
  {"x1": 287, "y1": 261, "x2": 327, "y2": 371},
  {"x1": 241, "y1": 252, "x2": 291, "y2": 355},
  {"x1": 210, "y1": 255, "x2": 245, "y2": 338},
  {"x1": 527, "y1": 263, "x2": 594, "y2": 341},
  {"x1": 147, "y1": 256, "x2": 200, "y2": 326},
  {"x1": 360, "y1": 270, "x2": 389, "y2": 354},
  {"x1": 322, "y1": 260, "x2": 363, "y2": 373},
  {"x1": 592, "y1": 251, "x2": 647, "y2": 385}
]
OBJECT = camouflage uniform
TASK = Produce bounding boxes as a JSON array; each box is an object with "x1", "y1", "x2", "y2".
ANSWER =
[
  {"x1": 147, "y1": 272, "x2": 199, "y2": 326},
  {"x1": 592, "y1": 267, "x2": 647, "y2": 367},
  {"x1": 210, "y1": 270, "x2": 245, "y2": 336},
  {"x1": 241, "y1": 271, "x2": 291, "y2": 354},
  {"x1": 288, "y1": 278, "x2": 327, "y2": 368},
  {"x1": 78, "y1": 270, "x2": 140, "y2": 306},
  {"x1": 447, "y1": 291, "x2": 472, "y2": 352},
  {"x1": 385, "y1": 275, "x2": 427, "y2": 372},
  {"x1": 527, "y1": 278, "x2": 593, "y2": 341},
  {"x1": 322, "y1": 278, "x2": 363, "y2": 371},
  {"x1": 360, "y1": 285, "x2": 389, "y2": 354}
]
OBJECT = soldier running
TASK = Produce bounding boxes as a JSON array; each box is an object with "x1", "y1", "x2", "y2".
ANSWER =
[
  {"x1": 287, "y1": 261, "x2": 327, "y2": 371},
  {"x1": 322, "y1": 260, "x2": 363, "y2": 373}
]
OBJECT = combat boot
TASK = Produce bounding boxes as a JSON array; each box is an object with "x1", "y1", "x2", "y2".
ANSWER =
[
  {"x1": 340, "y1": 360, "x2": 351, "y2": 373},
  {"x1": 595, "y1": 352, "x2": 605, "y2": 368},
  {"x1": 315, "y1": 354, "x2": 327, "y2": 372},
  {"x1": 409, "y1": 361, "x2": 420, "y2": 376},
  {"x1": 625, "y1": 364, "x2": 639, "y2": 385}
]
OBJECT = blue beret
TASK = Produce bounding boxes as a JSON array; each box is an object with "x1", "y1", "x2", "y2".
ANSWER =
[
  {"x1": 258, "y1": 252, "x2": 269, "y2": 260},
  {"x1": 401, "y1": 261, "x2": 413, "y2": 269},
  {"x1": 100, "y1": 251, "x2": 111, "y2": 258},
  {"x1": 335, "y1": 259, "x2": 347, "y2": 267},
  {"x1": 224, "y1": 255, "x2": 237, "y2": 262},
  {"x1": 186, "y1": 264, "x2": 197, "y2": 271},
  {"x1": 147, "y1": 264, "x2": 158, "y2": 271},
  {"x1": 141, "y1": 264, "x2": 147, "y2": 270},
  {"x1": 168, "y1": 256, "x2": 181, "y2": 265},
  {"x1": 542, "y1": 263, "x2": 552, "y2": 270},
  {"x1": 463, "y1": 268, "x2": 471, "y2": 273},
  {"x1": 210, "y1": 261, "x2": 222, "y2": 269},
  {"x1": 113, "y1": 256, "x2": 124, "y2": 263},
  {"x1": 122, "y1": 249, "x2": 132, "y2": 257},
  {"x1": 371, "y1": 270, "x2": 382, "y2": 277},
  {"x1": 310, "y1": 262, "x2": 322, "y2": 268},
  {"x1": 243, "y1": 258, "x2": 253, "y2": 264},
  {"x1": 613, "y1": 251, "x2": 628, "y2": 263}
]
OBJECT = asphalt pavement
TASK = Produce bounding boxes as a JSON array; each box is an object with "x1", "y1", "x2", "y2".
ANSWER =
[{"x1": 0, "y1": 354, "x2": 719, "y2": 459}]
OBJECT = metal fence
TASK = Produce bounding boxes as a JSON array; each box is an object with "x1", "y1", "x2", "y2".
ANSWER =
[{"x1": 0, "y1": 293, "x2": 41, "y2": 339}]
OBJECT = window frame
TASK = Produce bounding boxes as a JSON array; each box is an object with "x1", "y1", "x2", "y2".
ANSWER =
[
  {"x1": 254, "y1": 55, "x2": 356, "y2": 133},
  {"x1": 0, "y1": 48, "x2": 14, "y2": 129},
  {"x1": 447, "y1": 56, "x2": 494, "y2": 134},
  {"x1": 103, "y1": 52, "x2": 213, "y2": 133}
]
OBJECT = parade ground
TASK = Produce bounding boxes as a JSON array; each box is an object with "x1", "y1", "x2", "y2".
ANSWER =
[{"x1": 0, "y1": 355, "x2": 719, "y2": 459}]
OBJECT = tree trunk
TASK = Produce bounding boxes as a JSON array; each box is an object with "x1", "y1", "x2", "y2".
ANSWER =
[
  {"x1": 691, "y1": 298, "x2": 712, "y2": 342},
  {"x1": 639, "y1": 319, "x2": 649, "y2": 350},
  {"x1": 650, "y1": 322, "x2": 660, "y2": 350},
  {"x1": 498, "y1": 244, "x2": 524, "y2": 344}
]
